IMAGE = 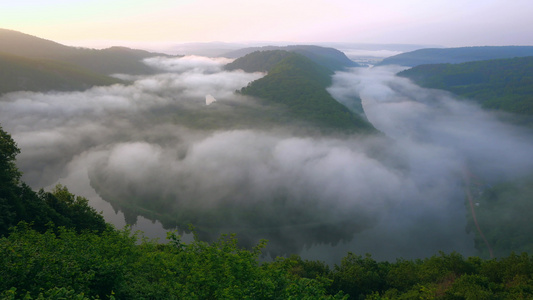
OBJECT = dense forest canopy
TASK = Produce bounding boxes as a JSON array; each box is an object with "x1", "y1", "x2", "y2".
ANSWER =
[
  {"x1": 224, "y1": 50, "x2": 294, "y2": 73},
  {"x1": 398, "y1": 56, "x2": 533, "y2": 116},
  {"x1": 223, "y1": 45, "x2": 360, "y2": 70},
  {"x1": 236, "y1": 51, "x2": 374, "y2": 132}
]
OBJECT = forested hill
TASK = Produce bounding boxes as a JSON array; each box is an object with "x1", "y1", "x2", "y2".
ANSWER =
[
  {"x1": 224, "y1": 50, "x2": 294, "y2": 73},
  {"x1": 235, "y1": 51, "x2": 374, "y2": 132},
  {"x1": 378, "y1": 46, "x2": 533, "y2": 67},
  {"x1": 0, "y1": 28, "x2": 175, "y2": 75},
  {"x1": 0, "y1": 52, "x2": 123, "y2": 94},
  {"x1": 223, "y1": 45, "x2": 360, "y2": 71},
  {"x1": 398, "y1": 56, "x2": 533, "y2": 116}
]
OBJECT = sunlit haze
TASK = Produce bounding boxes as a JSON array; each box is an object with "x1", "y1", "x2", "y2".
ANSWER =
[{"x1": 2, "y1": 0, "x2": 532, "y2": 49}]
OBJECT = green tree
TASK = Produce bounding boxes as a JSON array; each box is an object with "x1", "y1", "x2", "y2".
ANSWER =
[{"x1": 0, "y1": 124, "x2": 21, "y2": 235}]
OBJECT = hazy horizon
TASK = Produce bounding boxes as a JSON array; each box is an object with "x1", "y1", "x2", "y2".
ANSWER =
[{"x1": 2, "y1": 0, "x2": 532, "y2": 51}]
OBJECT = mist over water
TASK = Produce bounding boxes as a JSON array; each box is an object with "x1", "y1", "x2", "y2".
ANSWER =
[
  {"x1": 2, "y1": 57, "x2": 533, "y2": 262},
  {"x1": 308, "y1": 66, "x2": 533, "y2": 262}
]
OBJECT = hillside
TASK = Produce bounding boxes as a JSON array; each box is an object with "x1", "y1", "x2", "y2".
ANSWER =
[
  {"x1": 235, "y1": 51, "x2": 374, "y2": 132},
  {"x1": 0, "y1": 52, "x2": 123, "y2": 94},
  {"x1": 223, "y1": 45, "x2": 360, "y2": 71},
  {"x1": 0, "y1": 28, "x2": 175, "y2": 75},
  {"x1": 398, "y1": 56, "x2": 533, "y2": 116},
  {"x1": 378, "y1": 46, "x2": 533, "y2": 67},
  {"x1": 224, "y1": 50, "x2": 294, "y2": 73}
]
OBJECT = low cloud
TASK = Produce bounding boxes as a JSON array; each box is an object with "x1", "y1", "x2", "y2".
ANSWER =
[
  {"x1": 2, "y1": 58, "x2": 532, "y2": 261},
  {"x1": 143, "y1": 55, "x2": 234, "y2": 73}
]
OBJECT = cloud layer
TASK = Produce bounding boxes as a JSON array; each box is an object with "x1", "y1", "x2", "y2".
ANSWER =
[{"x1": 2, "y1": 57, "x2": 532, "y2": 261}]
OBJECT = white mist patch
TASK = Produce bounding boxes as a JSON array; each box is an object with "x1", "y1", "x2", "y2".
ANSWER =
[
  {"x1": 341, "y1": 49, "x2": 403, "y2": 58},
  {"x1": 350, "y1": 66, "x2": 533, "y2": 181},
  {"x1": 143, "y1": 55, "x2": 234, "y2": 73},
  {"x1": 0, "y1": 56, "x2": 263, "y2": 188},
  {"x1": 205, "y1": 94, "x2": 216, "y2": 105}
]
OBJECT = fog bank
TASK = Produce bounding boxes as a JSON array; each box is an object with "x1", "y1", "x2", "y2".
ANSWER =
[{"x1": 1, "y1": 57, "x2": 532, "y2": 261}]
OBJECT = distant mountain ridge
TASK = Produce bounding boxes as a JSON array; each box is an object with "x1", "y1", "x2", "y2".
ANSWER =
[
  {"x1": 0, "y1": 28, "x2": 179, "y2": 94},
  {"x1": 0, "y1": 28, "x2": 176, "y2": 75},
  {"x1": 0, "y1": 52, "x2": 123, "y2": 94},
  {"x1": 223, "y1": 45, "x2": 359, "y2": 71},
  {"x1": 378, "y1": 46, "x2": 533, "y2": 67}
]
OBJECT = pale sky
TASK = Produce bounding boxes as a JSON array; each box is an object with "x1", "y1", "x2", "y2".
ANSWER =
[{"x1": 1, "y1": 0, "x2": 532, "y2": 47}]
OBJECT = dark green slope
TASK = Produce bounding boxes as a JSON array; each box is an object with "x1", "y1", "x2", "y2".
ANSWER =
[
  {"x1": 62, "y1": 46, "x2": 174, "y2": 75},
  {"x1": 0, "y1": 125, "x2": 108, "y2": 237},
  {"x1": 379, "y1": 46, "x2": 533, "y2": 67},
  {"x1": 0, "y1": 52, "x2": 123, "y2": 94},
  {"x1": 398, "y1": 56, "x2": 533, "y2": 116},
  {"x1": 237, "y1": 52, "x2": 374, "y2": 132},
  {"x1": 223, "y1": 45, "x2": 360, "y2": 71},
  {"x1": 224, "y1": 50, "x2": 294, "y2": 73},
  {"x1": 0, "y1": 28, "x2": 174, "y2": 75}
]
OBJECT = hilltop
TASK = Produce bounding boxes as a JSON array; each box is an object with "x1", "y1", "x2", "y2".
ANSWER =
[
  {"x1": 378, "y1": 46, "x2": 533, "y2": 67},
  {"x1": 233, "y1": 50, "x2": 374, "y2": 132},
  {"x1": 0, "y1": 28, "x2": 176, "y2": 75},
  {"x1": 0, "y1": 52, "x2": 123, "y2": 94},
  {"x1": 223, "y1": 45, "x2": 360, "y2": 71},
  {"x1": 398, "y1": 56, "x2": 533, "y2": 116}
]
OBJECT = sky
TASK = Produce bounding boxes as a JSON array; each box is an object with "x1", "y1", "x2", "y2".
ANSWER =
[{"x1": 1, "y1": 0, "x2": 532, "y2": 48}]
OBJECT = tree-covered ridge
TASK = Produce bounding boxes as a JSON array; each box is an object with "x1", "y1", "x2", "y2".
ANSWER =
[
  {"x1": 224, "y1": 50, "x2": 294, "y2": 73},
  {"x1": 0, "y1": 28, "x2": 176, "y2": 75},
  {"x1": 398, "y1": 56, "x2": 533, "y2": 116},
  {"x1": 1, "y1": 225, "x2": 350, "y2": 299},
  {"x1": 0, "y1": 52, "x2": 123, "y2": 95},
  {"x1": 237, "y1": 52, "x2": 374, "y2": 132},
  {"x1": 223, "y1": 45, "x2": 360, "y2": 71},
  {"x1": 4, "y1": 224, "x2": 533, "y2": 299},
  {"x1": 378, "y1": 46, "x2": 533, "y2": 67}
]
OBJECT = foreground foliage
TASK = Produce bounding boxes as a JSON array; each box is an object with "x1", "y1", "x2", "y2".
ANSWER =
[
  {"x1": 2, "y1": 225, "x2": 533, "y2": 299},
  {"x1": 0, "y1": 125, "x2": 109, "y2": 237},
  {"x1": 0, "y1": 224, "x2": 347, "y2": 299}
]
